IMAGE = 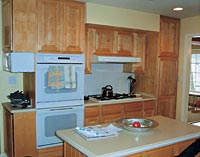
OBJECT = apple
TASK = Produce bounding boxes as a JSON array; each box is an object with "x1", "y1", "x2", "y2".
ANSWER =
[{"x1": 132, "y1": 121, "x2": 141, "y2": 128}]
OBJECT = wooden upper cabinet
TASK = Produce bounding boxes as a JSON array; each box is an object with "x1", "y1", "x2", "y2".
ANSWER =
[
  {"x1": 2, "y1": 0, "x2": 37, "y2": 52},
  {"x1": 160, "y1": 16, "x2": 180, "y2": 57},
  {"x1": 94, "y1": 28, "x2": 114, "y2": 55},
  {"x1": 62, "y1": 1, "x2": 85, "y2": 53},
  {"x1": 38, "y1": 0, "x2": 61, "y2": 53},
  {"x1": 38, "y1": 0, "x2": 85, "y2": 53},
  {"x1": 123, "y1": 32, "x2": 147, "y2": 73},
  {"x1": 113, "y1": 31, "x2": 133, "y2": 56}
]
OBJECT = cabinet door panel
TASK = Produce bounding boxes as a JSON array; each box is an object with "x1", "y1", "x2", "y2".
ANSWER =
[
  {"x1": 14, "y1": 112, "x2": 36, "y2": 157},
  {"x1": 160, "y1": 16, "x2": 180, "y2": 57},
  {"x1": 2, "y1": 0, "x2": 12, "y2": 52},
  {"x1": 63, "y1": 1, "x2": 85, "y2": 53},
  {"x1": 158, "y1": 57, "x2": 178, "y2": 96},
  {"x1": 124, "y1": 102, "x2": 143, "y2": 118},
  {"x1": 38, "y1": 0, "x2": 61, "y2": 52},
  {"x1": 114, "y1": 31, "x2": 133, "y2": 56},
  {"x1": 94, "y1": 28, "x2": 113, "y2": 55},
  {"x1": 157, "y1": 97, "x2": 176, "y2": 119},
  {"x1": 143, "y1": 101, "x2": 155, "y2": 117},
  {"x1": 13, "y1": 0, "x2": 37, "y2": 52},
  {"x1": 146, "y1": 145, "x2": 173, "y2": 157}
]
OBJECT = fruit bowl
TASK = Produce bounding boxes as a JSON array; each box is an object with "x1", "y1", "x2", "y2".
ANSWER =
[{"x1": 116, "y1": 118, "x2": 159, "y2": 132}]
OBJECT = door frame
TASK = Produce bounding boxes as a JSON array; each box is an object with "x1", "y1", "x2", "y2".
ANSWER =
[{"x1": 180, "y1": 33, "x2": 200, "y2": 122}]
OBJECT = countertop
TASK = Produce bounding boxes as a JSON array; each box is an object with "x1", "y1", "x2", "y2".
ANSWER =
[
  {"x1": 56, "y1": 116, "x2": 200, "y2": 157},
  {"x1": 84, "y1": 93, "x2": 156, "y2": 107},
  {"x1": 2, "y1": 102, "x2": 36, "y2": 113}
]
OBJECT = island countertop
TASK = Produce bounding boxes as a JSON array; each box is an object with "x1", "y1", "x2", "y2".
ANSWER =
[{"x1": 56, "y1": 116, "x2": 200, "y2": 157}]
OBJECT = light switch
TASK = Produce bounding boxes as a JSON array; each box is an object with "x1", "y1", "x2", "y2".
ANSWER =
[{"x1": 8, "y1": 76, "x2": 17, "y2": 85}]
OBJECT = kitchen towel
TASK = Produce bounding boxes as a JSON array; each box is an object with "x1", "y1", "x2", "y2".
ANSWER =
[
  {"x1": 64, "y1": 65, "x2": 76, "y2": 89},
  {"x1": 48, "y1": 66, "x2": 65, "y2": 89}
]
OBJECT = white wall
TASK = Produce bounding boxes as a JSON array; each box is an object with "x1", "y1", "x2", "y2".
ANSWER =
[
  {"x1": 176, "y1": 16, "x2": 200, "y2": 121},
  {"x1": 86, "y1": 3, "x2": 160, "y2": 32}
]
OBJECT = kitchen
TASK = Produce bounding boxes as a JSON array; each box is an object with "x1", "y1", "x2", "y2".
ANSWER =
[{"x1": 0, "y1": 0, "x2": 200, "y2": 157}]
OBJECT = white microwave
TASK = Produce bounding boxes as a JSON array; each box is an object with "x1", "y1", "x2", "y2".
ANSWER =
[{"x1": 3, "y1": 52, "x2": 35, "y2": 72}]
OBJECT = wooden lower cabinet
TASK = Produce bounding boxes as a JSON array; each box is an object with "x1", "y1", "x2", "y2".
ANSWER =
[
  {"x1": 84, "y1": 100, "x2": 156, "y2": 126},
  {"x1": 37, "y1": 146, "x2": 63, "y2": 157},
  {"x1": 63, "y1": 139, "x2": 199, "y2": 157},
  {"x1": 84, "y1": 105, "x2": 101, "y2": 126},
  {"x1": 124, "y1": 102, "x2": 143, "y2": 118},
  {"x1": 3, "y1": 106, "x2": 37, "y2": 157},
  {"x1": 101, "y1": 103, "x2": 124, "y2": 124}
]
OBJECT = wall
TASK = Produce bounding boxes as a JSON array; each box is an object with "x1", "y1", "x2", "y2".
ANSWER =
[
  {"x1": 84, "y1": 64, "x2": 133, "y2": 95},
  {"x1": 86, "y1": 3, "x2": 160, "y2": 32},
  {"x1": 176, "y1": 16, "x2": 200, "y2": 122},
  {"x1": 0, "y1": 1, "x2": 23, "y2": 154}
]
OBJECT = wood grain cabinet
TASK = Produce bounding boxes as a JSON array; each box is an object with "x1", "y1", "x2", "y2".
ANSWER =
[
  {"x1": 38, "y1": 0, "x2": 85, "y2": 53},
  {"x1": 84, "y1": 105, "x2": 101, "y2": 126},
  {"x1": 124, "y1": 102, "x2": 143, "y2": 118},
  {"x1": 3, "y1": 107, "x2": 37, "y2": 157},
  {"x1": 85, "y1": 24, "x2": 147, "y2": 73},
  {"x1": 101, "y1": 103, "x2": 124, "y2": 124},
  {"x1": 157, "y1": 16, "x2": 180, "y2": 119},
  {"x1": 2, "y1": 0, "x2": 37, "y2": 52},
  {"x1": 37, "y1": 146, "x2": 63, "y2": 157},
  {"x1": 84, "y1": 100, "x2": 156, "y2": 126}
]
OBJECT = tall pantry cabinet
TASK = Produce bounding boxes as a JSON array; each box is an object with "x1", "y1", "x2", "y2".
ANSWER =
[{"x1": 157, "y1": 16, "x2": 180, "y2": 118}]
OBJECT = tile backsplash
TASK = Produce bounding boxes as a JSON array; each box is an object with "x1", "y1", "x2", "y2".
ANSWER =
[{"x1": 84, "y1": 63, "x2": 134, "y2": 95}]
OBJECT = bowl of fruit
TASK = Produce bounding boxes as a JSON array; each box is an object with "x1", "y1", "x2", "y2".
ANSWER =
[{"x1": 116, "y1": 118, "x2": 159, "y2": 132}]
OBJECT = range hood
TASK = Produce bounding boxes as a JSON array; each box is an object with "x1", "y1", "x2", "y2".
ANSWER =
[{"x1": 92, "y1": 55, "x2": 141, "y2": 63}]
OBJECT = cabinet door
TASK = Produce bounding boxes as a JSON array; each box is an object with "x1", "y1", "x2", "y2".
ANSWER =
[
  {"x1": 101, "y1": 104, "x2": 124, "y2": 124},
  {"x1": 113, "y1": 31, "x2": 133, "y2": 56},
  {"x1": 84, "y1": 106, "x2": 101, "y2": 126},
  {"x1": 38, "y1": 0, "x2": 61, "y2": 52},
  {"x1": 157, "y1": 97, "x2": 176, "y2": 119},
  {"x1": 2, "y1": 0, "x2": 12, "y2": 52},
  {"x1": 3, "y1": 109, "x2": 14, "y2": 157},
  {"x1": 14, "y1": 112, "x2": 36, "y2": 157},
  {"x1": 62, "y1": 1, "x2": 85, "y2": 53},
  {"x1": 13, "y1": 0, "x2": 37, "y2": 52},
  {"x1": 143, "y1": 101, "x2": 155, "y2": 117},
  {"x1": 160, "y1": 16, "x2": 180, "y2": 57},
  {"x1": 38, "y1": 146, "x2": 63, "y2": 157},
  {"x1": 94, "y1": 28, "x2": 114, "y2": 55},
  {"x1": 123, "y1": 33, "x2": 147, "y2": 73},
  {"x1": 146, "y1": 145, "x2": 173, "y2": 157},
  {"x1": 124, "y1": 102, "x2": 142, "y2": 118}
]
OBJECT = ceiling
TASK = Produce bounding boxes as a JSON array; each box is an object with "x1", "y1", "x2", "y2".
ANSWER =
[{"x1": 76, "y1": 0, "x2": 200, "y2": 19}]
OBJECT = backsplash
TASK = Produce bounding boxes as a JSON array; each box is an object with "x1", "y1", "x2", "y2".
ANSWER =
[{"x1": 84, "y1": 64, "x2": 134, "y2": 95}]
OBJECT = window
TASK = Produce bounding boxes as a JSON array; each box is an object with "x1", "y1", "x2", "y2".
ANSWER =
[{"x1": 190, "y1": 53, "x2": 200, "y2": 93}]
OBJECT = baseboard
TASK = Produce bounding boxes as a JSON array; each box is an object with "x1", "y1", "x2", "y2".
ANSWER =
[{"x1": 0, "y1": 153, "x2": 7, "y2": 157}]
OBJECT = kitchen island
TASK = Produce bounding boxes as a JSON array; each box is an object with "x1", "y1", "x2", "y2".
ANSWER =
[{"x1": 56, "y1": 116, "x2": 200, "y2": 157}]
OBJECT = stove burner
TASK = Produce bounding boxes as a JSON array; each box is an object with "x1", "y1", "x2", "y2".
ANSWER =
[{"x1": 89, "y1": 93, "x2": 137, "y2": 101}]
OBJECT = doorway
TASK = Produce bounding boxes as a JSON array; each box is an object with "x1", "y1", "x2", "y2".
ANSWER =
[{"x1": 181, "y1": 34, "x2": 200, "y2": 123}]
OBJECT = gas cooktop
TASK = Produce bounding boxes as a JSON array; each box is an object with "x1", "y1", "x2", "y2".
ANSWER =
[{"x1": 87, "y1": 93, "x2": 142, "y2": 102}]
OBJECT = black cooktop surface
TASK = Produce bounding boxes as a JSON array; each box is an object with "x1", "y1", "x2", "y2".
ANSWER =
[{"x1": 88, "y1": 93, "x2": 136, "y2": 101}]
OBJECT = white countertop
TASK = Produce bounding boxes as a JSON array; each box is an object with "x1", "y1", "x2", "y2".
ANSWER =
[{"x1": 56, "y1": 116, "x2": 200, "y2": 157}]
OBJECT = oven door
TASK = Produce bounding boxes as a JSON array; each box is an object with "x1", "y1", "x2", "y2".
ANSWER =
[
  {"x1": 36, "y1": 105, "x2": 84, "y2": 148},
  {"x1": 36, "y1": 63, "x2": 84, "y2": 103}
]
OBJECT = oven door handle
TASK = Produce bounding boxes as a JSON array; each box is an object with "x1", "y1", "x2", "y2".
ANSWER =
[{"x1": 49, "y1": 107, "x2": 73, "y2": 111}]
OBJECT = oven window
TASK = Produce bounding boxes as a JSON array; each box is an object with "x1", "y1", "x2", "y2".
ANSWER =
[{"x1": 45, "y1": 113, "x2": 77, "y2": 137}]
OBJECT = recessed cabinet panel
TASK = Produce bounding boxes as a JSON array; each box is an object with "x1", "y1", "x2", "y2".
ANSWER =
[
  {"x1": 38, "y1": 0, "x2": 61, "y2": 52},
  {"x1": 94, "y1": 29, "x2": 114, "y2": 55},
  {"x1": 2, "y1": 0, "x2": 37, "y2": 52},
  {"x1": 160, "y1": 16, "x2": 180, "y2": 57},
  {"x1": 114, "y1": 31, "x2": 133, "y2": 56},
  {"x1": 63, "y1": 2, "x2": 85, "y2": 53}
]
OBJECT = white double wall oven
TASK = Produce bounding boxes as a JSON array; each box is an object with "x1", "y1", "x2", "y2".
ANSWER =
[{"x1": 35, "y1": 53, "x2": 85, "y2": 148}]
